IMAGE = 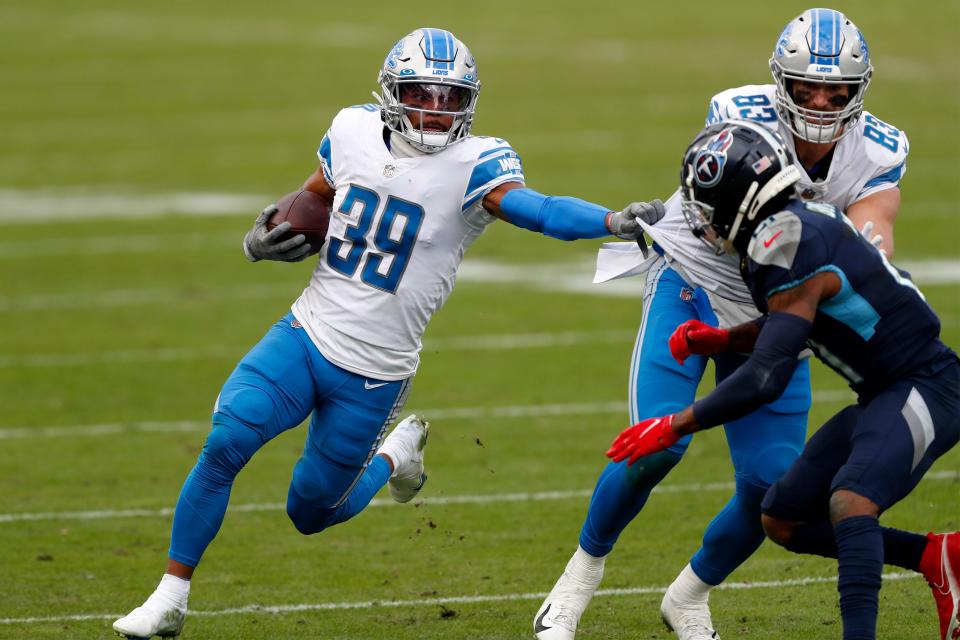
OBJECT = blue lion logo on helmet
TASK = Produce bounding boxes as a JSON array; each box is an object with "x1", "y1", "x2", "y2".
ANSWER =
[
  {"x1": 774, "y1": 23, "x2": 791, "y2": 57},
  {"x1": 856, "y1": 30, "x2": 870, "y2": 63},
  {"x1": 385, "y1": 40, "x2": 404, "y2": 69}
]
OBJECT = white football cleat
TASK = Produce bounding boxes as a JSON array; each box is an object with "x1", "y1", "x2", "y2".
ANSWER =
[
  {"x1": 661, "y1": 581, "x2": 720, "y2": 640},
  {"x1": 534, "y1": 549, "x2": 604, "y2": 639},
  {"x1": 378, "y1": 414, "x2": 429, "y2": 503},
  {"x1": 112, "y1": 593, "x2": 186, "y2": 639}
]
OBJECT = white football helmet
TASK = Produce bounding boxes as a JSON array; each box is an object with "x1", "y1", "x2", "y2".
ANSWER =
[
  {"x1": 770, "y1": 8, "x2": 872, "y2": 144},
  {"x1": 376, "y1": 28, "x2": 480, "y2": 153}
]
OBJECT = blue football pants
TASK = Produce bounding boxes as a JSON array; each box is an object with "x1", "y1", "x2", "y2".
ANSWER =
[
  {"x1": 580, "y1": 260, "x2": 810, "y2": 585},
  {"x1": 168, "y1": 313, "x2": 411, "y2": 568}
]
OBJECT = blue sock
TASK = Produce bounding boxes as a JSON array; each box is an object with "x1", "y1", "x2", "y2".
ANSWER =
[
  {"x1": 690, "y1": 476, "x2": 768, "y2": 585},
  {"x1": 834, "y1": 515, "x2": 883, "y2": 640},
  {"x1": 286, "y1": 455, "x2": 392, "y2": 534},
  {"x1": 788, "y1": 521, "x2": 927, "y2": 571},
  {"x1": 578, "y1": 450, "x2": 681, "y2": 557},
  {"x1": 169, "y1": 417, "x2": 265, "y2": 566}
]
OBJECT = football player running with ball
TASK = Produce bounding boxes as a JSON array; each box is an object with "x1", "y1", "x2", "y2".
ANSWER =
[
  {"x1": 535, "y1": 9, "x2": 911, "y2": 640},
  {"x1": 607, "y1": 119, "x2": 960, "y2": 640},
  {"x1": 112, "y1": 28, "x2": 664, "y2": 639}
]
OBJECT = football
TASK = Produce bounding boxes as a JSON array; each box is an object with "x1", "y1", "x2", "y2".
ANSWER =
[{"x1": 266, "y1": 189, "x2": 332, "y2": 249}]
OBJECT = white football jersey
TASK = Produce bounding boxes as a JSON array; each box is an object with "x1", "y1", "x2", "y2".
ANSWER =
[
  {"x1": 642, "y1": 83, "x2": 908, "y2": 324},
  {"x1": 291, "y1": 105, "x2": 524, "y2": 380}
]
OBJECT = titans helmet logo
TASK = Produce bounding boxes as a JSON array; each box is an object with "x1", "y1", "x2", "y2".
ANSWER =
[
  {"x1": 693, "y1": 128, "x2": 735, "y2": 188},
  {"x1": 694, "y1": 151, "x2": 724, "y2": 187}
]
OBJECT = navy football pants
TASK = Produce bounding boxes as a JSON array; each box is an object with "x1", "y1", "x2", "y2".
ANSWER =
[{"x1": 762, "y1": 355, "x2": 960, "y2": 520}]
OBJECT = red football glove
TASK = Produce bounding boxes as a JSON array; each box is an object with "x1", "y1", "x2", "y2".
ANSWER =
[
  {"x1": 668, "y1": 320, "x2": 730, "y2": 364},
  {"x1": 606, "y1": 414, "x2": 680, "y2": 465}
]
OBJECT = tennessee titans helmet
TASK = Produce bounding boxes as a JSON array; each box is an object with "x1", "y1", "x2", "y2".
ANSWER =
[
  {"x1": 680, "y1": 120, "x2": 802, "y2": 255},
  {"x1": 770, "y1": 8, "x2": 872, "y2": 144},
  {"x1": 377, "y1": 28, "x2": 480, "y2": 153}
]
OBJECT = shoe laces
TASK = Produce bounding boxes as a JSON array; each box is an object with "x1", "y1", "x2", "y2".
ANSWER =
[
  {"x1": 546, "y1": 604, "x2": 578, "y2": 632},
  {"x1": 672, "y1": 603, "x2": 717, "y2": 636},
  {"x1": 675, "y1": 615, "x2": 716, "y2": 634}
]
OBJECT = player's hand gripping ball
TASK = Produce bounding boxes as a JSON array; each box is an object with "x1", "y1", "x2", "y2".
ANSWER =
[{"x1": 267, "y1": 189, "x2": 331, "y2": 249}]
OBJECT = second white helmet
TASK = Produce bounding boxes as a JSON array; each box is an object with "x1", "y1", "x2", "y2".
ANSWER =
[{"x1": 770, "y1": 8, "x2": 872, "y2": 144}]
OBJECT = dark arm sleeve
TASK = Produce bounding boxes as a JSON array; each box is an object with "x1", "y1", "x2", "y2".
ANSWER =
[{"x1": 691, "y1": 312, "x2": 812, "y2": 428}]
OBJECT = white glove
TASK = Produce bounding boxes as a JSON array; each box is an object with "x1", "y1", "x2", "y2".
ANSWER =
[
  {"x1": 242, "y1": 205, "x2": 314, "y2": 262},
  {"x1": 859, "y1": 221, "x2": 885, "y2": 256}
]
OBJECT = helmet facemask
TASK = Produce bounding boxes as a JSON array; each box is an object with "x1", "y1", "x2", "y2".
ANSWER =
[
  {"x1": 771, "y1": 65, "x2": 871, "y2": 144},
  {"x1": 377, "y1": 77, "x2": 478, "y2": 153}
]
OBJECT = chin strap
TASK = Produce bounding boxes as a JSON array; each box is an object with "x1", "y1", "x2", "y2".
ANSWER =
[
  {"x1": 725, "y1": 165, "x2": 802, "y2": 249},
  {"x1": 389, "y1": 131, "x2": 423, "y2": 158}
]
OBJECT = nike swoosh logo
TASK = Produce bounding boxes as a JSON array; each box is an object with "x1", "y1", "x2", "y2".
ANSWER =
[
  {"x1": 763, "y1": 230, "x2": 783, "y2": 248},
  {"x1": 364, "y1": 380, "x2": 389, "y2": 390},
  {"x1": 534, "y1": 604, "x2": 552, "y2": 633}
]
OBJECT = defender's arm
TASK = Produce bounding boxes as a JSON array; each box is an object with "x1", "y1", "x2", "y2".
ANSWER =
[{"x1": 607, "y1": 272, "x2": 839, "y2": 464}]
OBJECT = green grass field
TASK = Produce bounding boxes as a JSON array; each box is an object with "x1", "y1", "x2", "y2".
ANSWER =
[{"x1": 1, "y1": 1, "x2": 958, "y2": 638}]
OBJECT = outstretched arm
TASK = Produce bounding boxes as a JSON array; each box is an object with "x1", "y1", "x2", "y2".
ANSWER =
[
  {"x1": 607, "y1": 271, "x2": 838, "y2": 464},
  {"x1": 482, "y1": 181, "x2": 664, "y2": 242}
]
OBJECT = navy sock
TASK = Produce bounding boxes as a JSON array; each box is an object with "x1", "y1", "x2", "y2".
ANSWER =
[
  {"x1": 878, "y1": 528, "x2": 927, "y2": 570},
  {"x1": 786, "y1": 521, "x2": 926, "y2": 571},
  {"x1": 834, "y1": 516, "x2": 883, "y2": 640}
]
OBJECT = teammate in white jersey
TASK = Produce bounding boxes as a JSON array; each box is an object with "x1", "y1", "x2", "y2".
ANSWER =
[
  {"x1": 113, "y1": 28, "x2": 664, "y2": 639},
  {"x1": 535, "y1": 9, "x2": 908, "y2": 640}
]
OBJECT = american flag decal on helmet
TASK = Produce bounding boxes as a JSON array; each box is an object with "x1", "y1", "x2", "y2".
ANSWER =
[{"x1": 752, "y1": 156, "x2": 773, "y2": 174}]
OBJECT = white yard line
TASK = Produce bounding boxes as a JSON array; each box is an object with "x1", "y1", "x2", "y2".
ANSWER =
[
  {"x1": 0, "y1": 231, "x2": 241, "y2": 258},
  {"x1": 0, "y1": 391, "x2": 855, "y2": 440},
  {"x1": 1, "y1": 469, "x2": 954, "y2": 525},
  {"x1": 1, "y1": 259, "x2": 957, "y2": 312},
  {"x1": 0, "y1": 571, "x2": 920, "y2": 626},
  {"x1": 0, "y1": 190, "x2": 266, "y2": 223}
]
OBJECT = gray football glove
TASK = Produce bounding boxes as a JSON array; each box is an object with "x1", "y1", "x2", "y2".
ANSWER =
[
  {"x1": 242, "y1": 205, "x2": 315, "y2": 262},
  {"x1": 606, "y1": 199, "x2": 665, "y2": 257}
]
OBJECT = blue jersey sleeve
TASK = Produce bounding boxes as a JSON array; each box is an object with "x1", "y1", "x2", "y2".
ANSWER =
[
  {"x1": 316, "y1": 132, "x2": 334, "y2": 187},
  {"x1": 855, "y1": 113, "x2": 909, "y2": 201},
  {"x1": 462, "y1": 143, "x2": 525, "y2": 212}
]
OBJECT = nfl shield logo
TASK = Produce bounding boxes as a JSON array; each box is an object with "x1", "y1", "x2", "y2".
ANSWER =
[{"x1": 680, "y1": 287, "x2": 694, "y2": 302}]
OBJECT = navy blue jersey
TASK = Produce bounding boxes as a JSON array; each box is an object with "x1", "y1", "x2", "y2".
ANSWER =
[{"x1": 742, "y1": 198, "x2": 953, "y2": 397}]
